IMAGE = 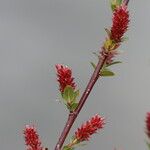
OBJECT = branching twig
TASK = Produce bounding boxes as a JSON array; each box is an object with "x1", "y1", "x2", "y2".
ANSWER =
[
  {"x1": 54, "y1": 1, "x2": 130, "y2": 150},
  {"x1": 54, "y1": 56, "x2": 107, "y2": 150}
]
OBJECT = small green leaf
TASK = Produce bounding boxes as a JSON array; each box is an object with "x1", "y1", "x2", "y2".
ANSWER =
[
  {"x1": 63, "y1": 146, "x2": 74, "y2": 150},
  {"x1": 100, "y1": 68, "x2": 115, "y2": 76},
  {"x1": 110, "y1": 0, "x2": 117, "y2": 11},
  {"x1": 92, "y1": 52, "x2": 100, "y2": 59},
  {"x1": 91, "y1": 62, "x2": 116, "y2": 77},
  {"x1": 105, "y1": 28, "x2": 111, "y2": 37},
  {"x1": 104, "y1": 39, "x2": 114, "y2": 50},
  {"x1": 76, "y1": 143, "x2": 87, "y2": 148},
  {"x1": 147, "y1": 141, "x2": 150, "y2": 150},
  {"x1": 90, "y1": 62, "x2": 96, "y2": 69},
  {"x1": 110, "y1": 0, "x2": 123, "y2": 11},
  {"x1": 70, "y1": 103, "x2": 78, "y2": 111},
  {"x1": 62, "y1": 86, "x2": 79, "y2": 111},
  {"x1": 106, "y1": 61, "x2": 122, "y2": 67},
  {"x1": 62, "y1": 86, "x2": 74, "y2": 102},
  {"x1": 111, "y1": 4, "x2": 116, "y2": 11},
  {"x1": 73, "y1": 90, "x2": 79, "y2": 101},
  {"x1": 118, "y1": 0, "x2": 123, "y2": 5}
]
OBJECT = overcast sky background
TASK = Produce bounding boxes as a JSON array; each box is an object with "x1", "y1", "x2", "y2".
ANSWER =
[{"x1": 0, "y1": 0, "x2": 150, "y2": 150}]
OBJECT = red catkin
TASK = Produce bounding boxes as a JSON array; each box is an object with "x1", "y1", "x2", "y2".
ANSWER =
[
  {"x1": 110, "y1": 4, "x2": 129, "y2": 43},
  {"x1": 24, "y1": 125, "x2": 43, "y2": 150},
  {"x1": 146, "y1": 113, "x2": 150, "y2": 138},
  {"x1": 55, "y1": 64, "x2": 76, "y2": 93},
  {"x1": 75, "y1": 114, "x2": 105, "y2": 142}
]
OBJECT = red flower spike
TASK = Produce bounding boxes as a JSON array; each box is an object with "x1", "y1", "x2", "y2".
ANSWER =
[
  {"x1": 24, "y1": 125, "x2": 43, "y2": 150},
  {"x1": 110, "y1": 4, "x2": 129, "y2": 43},
  {"x1": 75, "y1": 114, "x2": 105, "y2": 142},
  {"x1": 146, "y1": 113, "x2": 150, "y2": 138},
  {"x1": 55, "y1": 64, "x2": 76, "y2": 93}
]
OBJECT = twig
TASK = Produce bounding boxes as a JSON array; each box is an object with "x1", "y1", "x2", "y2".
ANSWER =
[
  {"x1": 54, "y1": 1, "x2": 130, "y2": 150},
  {"x1": 55, "y1": 55, "x2": 107, "y2": 150},
  {"x1": 124, "y1": 0, "x2": 129, "y2": 5}
]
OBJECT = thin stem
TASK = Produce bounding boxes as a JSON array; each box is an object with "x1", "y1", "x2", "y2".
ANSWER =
[
  {"x1": 54, "y1": 1, "x2": 130, "y2": 150},
  {"x1": 54, "y1": 56, "x2": 107, "y2": 150},
  {"x1": 124, "y1": 0, "x2": 129, "y2": 5},
  {"x1": 75, "y1": 56, "x2": 107, "y2": 115}
]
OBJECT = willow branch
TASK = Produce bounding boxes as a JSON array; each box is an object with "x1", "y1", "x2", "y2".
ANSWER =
[
  {"x1": 54, "y1": 1, "x2": 130, "y2": 150},
  {"x1": 54, "y1": 56, "x2": 107, "y2": 150}
]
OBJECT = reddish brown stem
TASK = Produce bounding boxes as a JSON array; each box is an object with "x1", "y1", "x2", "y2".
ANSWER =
[
  {"x1": 54, "y1": 1, "x2": 130, "y2": 150},
  {"x1": 54, "y1": 56, "x2": 107, "y2": 150},
  {"x1": 124, "y1": 0, "x2": 129, "y2": 5}
]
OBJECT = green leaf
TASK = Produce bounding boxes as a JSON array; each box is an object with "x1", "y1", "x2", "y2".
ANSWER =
[
  {"x1": 105, "y1": 28, "x2": 111, "y2": 37},
  {"x1": 110, "y1": 0, "x2": 116, "y2": 11},
  {"x1": 106, "y1": 61, "x2": 122, "y2": 67},
  {"x1": 100, "y1": 68, "x2": 115, "y2": 77},
  {"x1": 63, "y1": 146, "x2": 74, "y2": 150},
  {"x1": 91, "y1": 62, "x2": 116, "y2": 77},
  {"x1": 92, "y1": 52, "x2": 100, "y2": 59},
  {"x1": 62, "y1": 86, "x2": 79, "y2": 110},
  {"x1": 110, "y1": 0, "x2": 123, "y2": 11},
  {"x1": 147, "y1": 141, "x2": 150, "y2": 150},
  {"x1": 70, "y1": 103, "x2": 78, "y2": 111},
  {"x1": 118, "y1": 0, "x2": 123, "y2": 5},
  {"x1": 74, "y1": 90, "x2": 79, "y2": 101},
  {"x1": 62, "y1": 86, "x2": 74, "y2": 102},
  {"x1": 90, "y1": 62, "x2": 96, "y2": 69},
  {"x1": 111, "y1": 3, "x2": 116, "y2": 11},
  {"x1": 73, "y1": 142, "x2": 87, "y2": 148}
]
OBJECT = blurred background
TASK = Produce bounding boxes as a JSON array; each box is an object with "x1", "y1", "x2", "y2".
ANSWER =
[{"x1": 0, "y1": 0, "x2": 150, "y2": 149}]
